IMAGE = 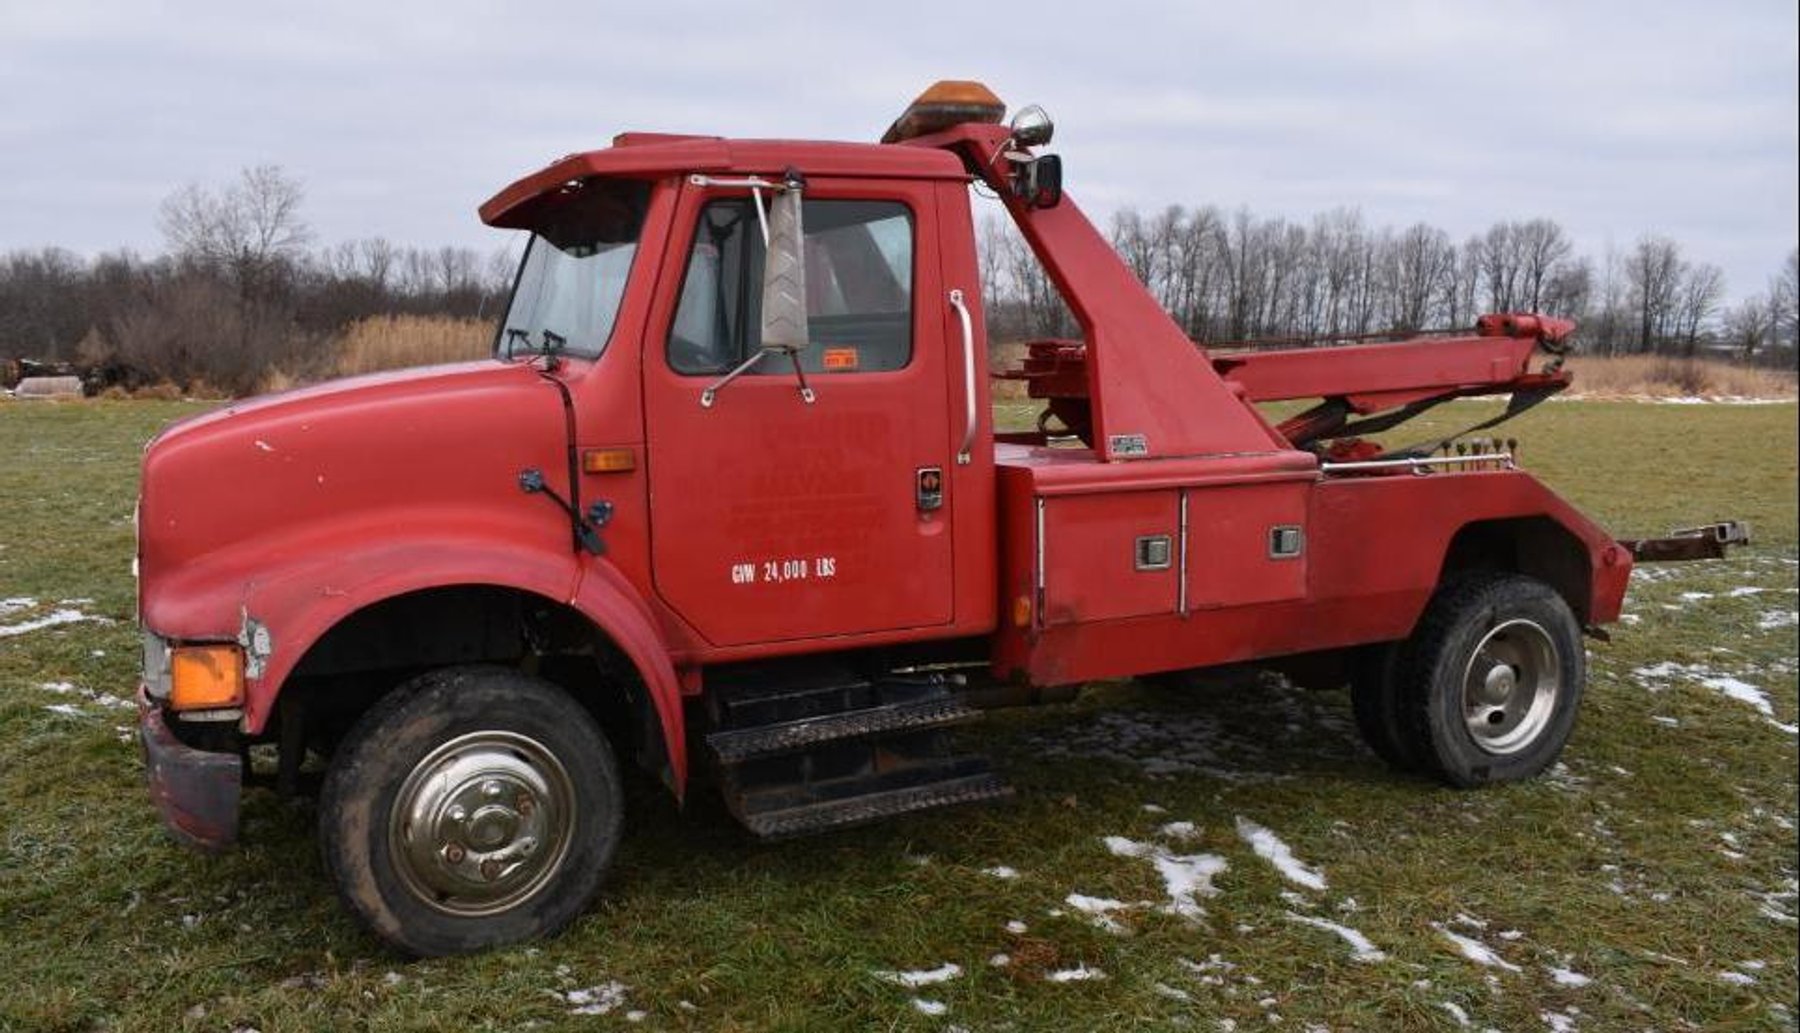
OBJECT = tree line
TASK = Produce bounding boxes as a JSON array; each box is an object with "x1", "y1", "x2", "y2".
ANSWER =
[
  {"x1": 0, "y1": 166, "x2": 513, "y2": 394},
  {"x1": 2, "y1": 165, "x2": 1795, "y2": 398},
  {"x1": 982, "y1": 206, "x2": 1798, "y2": 365}
]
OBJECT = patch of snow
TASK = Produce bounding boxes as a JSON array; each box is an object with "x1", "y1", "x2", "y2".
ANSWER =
[
  {"x1": 1679, "y1": 591, "x2": 1715, "y2": 602},
  {"x1": 1141, "y1": 803, "x2": 1168, "y2": 814},
  {"x1": 0, "y1": 608, "x2": 101, "y2": 638},
  {"x1": 1285, "y1": 912, "x2": 1385, "y2": 962},
  {"x1": 1433, "y1": 923, "x2": 1521, "y2": 973},
  {"x1": 1005, "y1": 920, "x2": 1028, "y2": 935},
  {"x1": 1045, "y1": 964, "x2": 1105, "y2": 983},
  {"x1": 1727, "y1": 586, "x2": 1766, "y2": 597},
  {"x1": 1496, "y1": 929, "x2": 1523, "y2": 941},
  {"x1": 1540, "y1": 1009, "x2": 1578, "y2": 1032},
  {"x1": 872, "y1": 963, "x2": 961, "y2": 988},
  {"x1": 1235, "y1": 817, "x2": 1327, "y2": 891},
  {"x1": 1651, "y1": 715, "x2": 1680, "y2": 727},
  {"x1": 1103, "y1": 835, "x2": 1228, "y2": 921},
  {"x1": 563, "y1": 982, "x2": 629, "y2": 1016},
  {"x1": 1547, "y1": 966, "x2": 1591, "y2": 987},
  {"x1": 1452, "y1": 912, "x2": 1488, "y2": 929},
  {"x1": 43, "y1": 703, "x2": 85, "y2": 717},
  {"x1": 1717, "y1": 970, "x2": 1756, "y2": 986},
  {"x1": 1758, "y1": 610, "x2": 1798, "y2": 631},
  {"x1": 1440, "y1": 1001, "x2": 1471, "y2": 1027},
  {"x1": 1159, "y1": 820, "x2": 1199, "y2": 841},
  {"x1": 910, "y1": 998, "x2": 947, "y2": 1016},
  {"x1": 0, "y1": 596, "x2": 37, "y2": 617},
  {"x1": 1064, "y1": 893, "x2": 1133, "y2": 933},
  {"x1": 988, "y1": 953, "x2": 1010, "y2": 967},
  {"x1": 982, "y1": 865, "x2": 1020, "y2": 880},
  {"x1": 624, "y1": 1010, "x2": 646, "y2": 1023},
  {"x1": 1153, "y1": 982, "x2": 1192, "y2": 1001}
]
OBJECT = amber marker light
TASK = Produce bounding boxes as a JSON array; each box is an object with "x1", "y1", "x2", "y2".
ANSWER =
[
  {"x1": 169, "y1": 644, "x2": 245, "y2": 710},
  {"x1": 1012, "y1": 594, "x2": 1033, "y2": 628},
  {"x1": 880, "y1": 80, "x2": 1006, "y2": 143},
  {"x1": 582, "y1": 448, "x2": 637, "y2": 474}
]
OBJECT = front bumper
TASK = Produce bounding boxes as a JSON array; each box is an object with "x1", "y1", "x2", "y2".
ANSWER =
[{"x1": 138, "y1": 686, "x2": 241, "y2": 852}]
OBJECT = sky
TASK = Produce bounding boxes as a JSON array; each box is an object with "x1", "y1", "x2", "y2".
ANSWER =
[{"x1": 2, "y1": 0, "x2": 1795, "y2": 302}]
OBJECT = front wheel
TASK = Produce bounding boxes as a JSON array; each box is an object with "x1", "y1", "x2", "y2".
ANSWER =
[
  {"x1": 1399, "y1": 574, "x2": 1585, "y2": 787},
  {"x1": 320, "y1": 665, "x2": 623, "y2": 956}
]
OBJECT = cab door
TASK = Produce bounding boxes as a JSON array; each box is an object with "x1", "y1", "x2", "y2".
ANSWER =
[{"x1": 641, "y1": 176, "x2": 955, "y2": 647}]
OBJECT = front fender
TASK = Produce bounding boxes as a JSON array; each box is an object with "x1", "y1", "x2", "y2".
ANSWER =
[{"x1": 141, "y1": 527, "x2": 687, "y2": 791}]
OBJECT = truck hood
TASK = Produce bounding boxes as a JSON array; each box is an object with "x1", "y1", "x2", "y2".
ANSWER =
[{"x1": 138, "y1": 360, "x2": 575, "y2": 631}]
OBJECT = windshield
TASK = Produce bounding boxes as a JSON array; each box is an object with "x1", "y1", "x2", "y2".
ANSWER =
[{"x1": 497, "y1": 178, "x2": 650, "y2": 361}]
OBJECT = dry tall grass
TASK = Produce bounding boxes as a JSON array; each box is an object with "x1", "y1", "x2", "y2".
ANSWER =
[
  {"x1": 1562, "y1": 354, "x2": 1796, "y2": 399},
  {"x1": 334, "y1": 315, "x2": 497, "y2": 377}
]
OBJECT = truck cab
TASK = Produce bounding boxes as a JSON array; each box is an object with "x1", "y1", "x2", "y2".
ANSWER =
[{"x1": 136, "y1": 82, "x2": 1656, "y2": 956}]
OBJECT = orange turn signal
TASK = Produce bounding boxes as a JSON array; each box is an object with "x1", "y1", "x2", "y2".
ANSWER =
[
  {"x1": 170, "y1": 644, "x2": 245, "y2": 711},
  {"x1": 582, "y1": 448, "x2": 637, "y2": 474},
  {"x1": 1012, "y1": 594, "x2": 1033, "y2": 628}
]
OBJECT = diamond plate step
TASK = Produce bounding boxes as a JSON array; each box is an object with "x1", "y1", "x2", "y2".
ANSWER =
[
  {"x1": 707, "y1": 696, "x2": 979, "y2": 764},
  {"x1": 741, "y1": 772, "x2": 1013, "y2": 840}
]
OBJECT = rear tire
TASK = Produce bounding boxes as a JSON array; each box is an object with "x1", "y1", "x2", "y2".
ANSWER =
[
  {"x1": 1397, "y1": 574, "x2": 1584, "y2": 787},
  {"x1": 319, "y1": 665, "x2": 623, "y2": 956}
]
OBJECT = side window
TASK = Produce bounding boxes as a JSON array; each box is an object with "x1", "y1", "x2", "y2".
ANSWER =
[{"x1": 668, "y1": 199, "x2": 913, "y2": 375}]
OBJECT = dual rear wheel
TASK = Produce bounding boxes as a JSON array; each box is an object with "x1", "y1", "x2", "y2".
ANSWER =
[{"x1": 1353, "y1": 573, "x2": 1585, "y2": 786}]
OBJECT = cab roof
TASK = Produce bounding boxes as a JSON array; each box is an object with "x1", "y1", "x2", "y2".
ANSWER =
[{"x1": 479, "y1": 134, "x2": 967, "y2": 229}]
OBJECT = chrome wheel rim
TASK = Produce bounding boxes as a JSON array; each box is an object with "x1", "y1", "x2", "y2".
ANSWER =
[
  {"x1": 1460, "y1": 618, "x2": 1561, "y2": 755},
  {"x1": 388, "y1": 730, "x2": 575, "y2": 916}
]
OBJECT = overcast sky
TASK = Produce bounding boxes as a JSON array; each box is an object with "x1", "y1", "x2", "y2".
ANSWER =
[{"x1": 3, "y1": 0, "x2": 1794, "y2": 301}]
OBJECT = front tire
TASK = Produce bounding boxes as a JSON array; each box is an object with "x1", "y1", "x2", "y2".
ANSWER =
[
  {"x1": 320, "y1": 665, "x2": 623, "y2": 956},
  {"x1": 1398, "y1": 574, "x2": 1585, "y2": 787}
]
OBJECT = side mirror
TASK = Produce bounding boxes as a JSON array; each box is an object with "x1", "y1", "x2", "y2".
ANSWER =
[
  {"x1": 760, "y1": 176, "x2": 809, "y2": 352},
  {"x1": 1012, "y1": 154, "x2": 1062, "y2": 209}
]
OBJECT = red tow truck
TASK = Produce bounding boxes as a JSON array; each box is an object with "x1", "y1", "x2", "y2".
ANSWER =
[{"x1": 135, "y1": 82, "x2": 1741, "y2": 955}]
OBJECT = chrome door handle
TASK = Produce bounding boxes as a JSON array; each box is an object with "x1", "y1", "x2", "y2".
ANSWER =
[{"x1": 949, "y1": 289, "x2": 976, "y2": 465}]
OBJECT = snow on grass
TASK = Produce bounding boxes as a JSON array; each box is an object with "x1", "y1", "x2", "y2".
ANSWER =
[
  {"x1": 1153, "y1": 982, "x2": 1192, "y2": 1001},
  {"x1": 1102, "y1": 835, "x2": 1228, "y2": 921},
  {"x1": 1064, "y1": 893, "x2": 1133, "y2": 934},
  {"x1": 1284, "y1": 912, "x2": 1386, "y2": 962},
  {"x1": 0, "y1": 608, "x2": 102, "y2": 638},
  {"x1": 1717, "y1": 970, "x2": 1757, "y2": 986},
  {"x1": 1433, "y1": 923, "x2": 1521, "y2": 972},
  {"x1": 0, "y1": 596, "x2": 37, "y2": 618},
  {"x1": 981, "y1": 865, "x2": 1019, "y2": 880},
  {"x1": 1541, "y1": 1008, "x2": 1578, "y2": 1032},
  {"x1": 1440, "y1": 1001, "x2": 1472, "y2": 1027},
  {"x1": 1235, "y1": 817, "x2": 1327, "y2": 891},
  {"x1": 38, "y1": 680, "x2": 134, "y2": 712},
  {"x1": 909, "y1": 997, "x2": 947, "y2": 1016},
  {"x1": 872, "y1": 963, "x2": 961, "y2": 988},
  {"x1": 1632, "y1": 661, "x2": 1794, "y2": 732},
  {"x1": 561, "y1": 981, "x2": 629, "y2": 1016},
  {"x1": 43, "y1": 703, "x2": 85, "y2": 718},
  {"x1": 1005, "y1": 920, "x2": 1028, "y2": 935},
  {"x1": 1758, "y1": 610, "x2": 1798, "y2": 631},
  {"x1": 1547, "y1": 966, "x2": 1592, "y2": 987},
  {"x1": 1158, "y1": 821, "x2": 1199, "y2": 841},
  {"x1": 1044, "y1": 964, "x2": 1105, "y2": 983}
]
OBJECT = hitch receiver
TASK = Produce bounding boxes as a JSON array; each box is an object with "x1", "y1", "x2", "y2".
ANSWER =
[{"x1": 1619, "y1": 521, "x2": 1752, "y2": 563}]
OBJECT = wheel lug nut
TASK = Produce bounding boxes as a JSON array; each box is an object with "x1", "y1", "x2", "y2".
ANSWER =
[
  {"x1": 481, "y1": 780, "x2": 502, "y2": 798},
  {"x1": 516, "y1": 794, "x2": 535, "y2": 816},
  {"x1": 480, "y1": 859, "x2": 501, "y2": 881},
  {"x1": 448, "y1": 805, "x2": 467, "y2": 823},
  {"x1": 444, "y1": 843, "x2": 466, "y2": 864}
]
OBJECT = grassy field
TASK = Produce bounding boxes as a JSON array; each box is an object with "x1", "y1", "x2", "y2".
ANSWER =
[{"x1": 0, "y1": 397, "x2": 1794, "y2": 1032}]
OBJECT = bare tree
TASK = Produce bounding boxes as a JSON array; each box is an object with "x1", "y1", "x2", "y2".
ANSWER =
[
  {"x1": 1674, "y1": 262, "x2": 1724, "y2": 355},
  {"x1": 159, "y1": 165, "x2": 313, "y2": 300},
  {"x1": 1627, "y1": 235, "x2": 1684, "y2": 352},
  {"x1": 1514, "y1": 218, "x2": 1573, "y2": 312},
  {"x1": 1722, "y1": 295, "x2": 1774, "y2": 360},
  {"x1": 1773, "y1": 248, "x2": 1799, "y2": 352}
]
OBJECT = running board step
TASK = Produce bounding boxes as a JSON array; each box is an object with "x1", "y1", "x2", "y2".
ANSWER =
[
  {"x1": 741, "y1": 772, "x2": 1013, "y2": 840},
  {"x1": 707, "y1": 696, "x2": 980, "y2": 764}
]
